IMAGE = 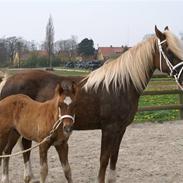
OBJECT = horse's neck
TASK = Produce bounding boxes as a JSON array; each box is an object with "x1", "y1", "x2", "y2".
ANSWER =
[{"x1": 141, "y1": 67, "x2": 155, "y2": 92}]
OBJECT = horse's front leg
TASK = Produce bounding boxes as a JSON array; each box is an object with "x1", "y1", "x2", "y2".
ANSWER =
[
  {"x1": 98, "y1": 128, "x2": 112, "y2": 183},
  {"x1": 55, "y1": 142, "x2": 73, "y2": 183},
  {"x1": 108, "y1": 127, "x2": 126, "y2": 183},
  {"x1": 39, "y1": 143, "x2": 50, "y2": 183}
]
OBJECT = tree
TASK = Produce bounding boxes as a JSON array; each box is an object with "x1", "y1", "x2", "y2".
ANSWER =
[
  {"x1": 0, "y1": 38, "x2": 8, "y2": 66},
  {"x1": 77, "y1": 38, "x2": 95, "y2": 57},
  {"x1": 44, "y1": 15, "x2": 54, "y2": 67},
  {"x1": 5, "y1": 37, "x2": 19, "y2": 64},
  {"x1": 5, "y1": 37, "x2": 28, "y2": 66},
  {"x1": 54, "y1": 36, "x2": 78, "y2": 62}
]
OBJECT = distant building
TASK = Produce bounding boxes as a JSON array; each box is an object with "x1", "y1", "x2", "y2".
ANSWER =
[{"x1": 97, "y1": 46, "x2": 128, "y2": 61}]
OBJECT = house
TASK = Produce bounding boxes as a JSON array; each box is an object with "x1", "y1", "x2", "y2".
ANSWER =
[{"x1": 97, "y1": 46, "x2": 128, "y2": 61}]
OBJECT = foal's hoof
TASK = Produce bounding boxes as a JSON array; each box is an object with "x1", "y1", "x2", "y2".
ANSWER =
[
  {"x1": 24, "y1": 176, "x2": 31, "y2": 183},
  {"x1": 31, "y1": 181, "x2": 40, "y2": 183},
  {"x1": 24, "y1": 176, "x2": 38, "y2": 183}
]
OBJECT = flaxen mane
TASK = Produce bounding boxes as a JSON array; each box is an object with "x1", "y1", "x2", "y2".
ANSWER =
[{"x1": 84, "y1": 30, "x2": 183, "y2": 93}]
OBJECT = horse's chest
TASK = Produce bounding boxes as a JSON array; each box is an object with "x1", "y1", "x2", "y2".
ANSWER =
[{"x1": 53, "y1": 133, "x2": 70, "y2": 146}]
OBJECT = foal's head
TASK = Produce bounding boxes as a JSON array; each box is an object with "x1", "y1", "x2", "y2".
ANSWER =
[{"x1": 55, "y1": 81, "x2": 78, "y2": 135}]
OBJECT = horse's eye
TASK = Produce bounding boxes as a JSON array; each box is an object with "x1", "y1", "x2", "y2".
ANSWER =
[{"x1": 164, "y1": 47, "x2": 175, "y2": 60}]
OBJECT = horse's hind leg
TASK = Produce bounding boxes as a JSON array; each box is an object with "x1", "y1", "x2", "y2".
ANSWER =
[
  {"x1": 1, "y1": 130, "x2": 19, "y2": 183},
  {"x1": 21, "y1": 138, "x2": 34, "y2": 183},
  {"x1": 0, "y1": 130, "x2": 11, "y2": 164},
  {"x1": 55, "y1": 142, "x2": 73, "y2": 183},
  {"x1": 108, "y1": 128, "x2": 126, "y2": 183}
]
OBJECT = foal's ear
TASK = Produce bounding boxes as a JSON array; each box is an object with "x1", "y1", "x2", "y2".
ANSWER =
[
  {"x1": 155, "y1": 25, "x2": 166, "y2": 41},
  {"x1": 164, "y1": 26, "x2": 169, "y2": 31},
  {"x1": 72, "y1": 81, "x2": 78, "y2": 95},
  {"x1": 55, "y1": 84, "x2": 63, "y2": 95}
]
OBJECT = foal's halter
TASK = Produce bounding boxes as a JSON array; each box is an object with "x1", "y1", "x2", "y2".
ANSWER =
[
  {"x1": 158, "y1": 38, "x2": 183, "y2": 90},
  {"x1": 52, "y1": 108, "x2": 75, "y2": 131}
]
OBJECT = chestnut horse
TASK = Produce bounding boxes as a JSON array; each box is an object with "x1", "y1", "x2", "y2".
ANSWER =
[
  {"x1": 0, "y1": 82, "x2": 77, "y2": 183},
  {"x1": 1, "y1": 26, "x2": 183, "y2": 183}
]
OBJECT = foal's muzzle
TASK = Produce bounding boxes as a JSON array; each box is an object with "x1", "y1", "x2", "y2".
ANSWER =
[
  {"x1": 63, "y1": 125, "x2": 73, "y2": 133},
  {"x1": 60, "y1": 114, "x2": 75, "y2": 134}
]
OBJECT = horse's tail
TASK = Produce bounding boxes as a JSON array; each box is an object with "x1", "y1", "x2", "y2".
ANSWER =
[
  {"x1": 0, "y1": 71, "x2": 7, "y2": 82},
  {"x1": 0, "y1": 71, "x2": 9, "y2": 95}
]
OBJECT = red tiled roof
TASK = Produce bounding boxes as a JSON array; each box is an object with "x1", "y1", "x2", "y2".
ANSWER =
[{"x1": 98, "y1": 47, "x2": 125, "y2": 57}]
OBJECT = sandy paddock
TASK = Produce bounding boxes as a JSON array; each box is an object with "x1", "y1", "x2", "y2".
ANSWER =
[{"x1": 2, "y1": 121, "x2": 183, "y2": 183}]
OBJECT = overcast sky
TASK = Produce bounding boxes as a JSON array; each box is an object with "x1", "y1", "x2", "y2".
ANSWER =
[{"x1": 0, "y1": 0, "x2": 182, "y2": 47}]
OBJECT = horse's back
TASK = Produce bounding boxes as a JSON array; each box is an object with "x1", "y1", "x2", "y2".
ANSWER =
[{"x1": 1, "y1": 70, "x2": 83, "y2": 102}]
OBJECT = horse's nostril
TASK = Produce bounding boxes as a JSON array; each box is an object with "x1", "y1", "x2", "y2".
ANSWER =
[{"x1": 63, "y1": 126, "x2": 72, "y2": 133}]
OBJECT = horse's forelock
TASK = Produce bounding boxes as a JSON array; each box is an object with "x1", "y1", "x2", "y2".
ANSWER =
[{"x1": 164, "y1": 30, "x2": 183, "y2": 60}]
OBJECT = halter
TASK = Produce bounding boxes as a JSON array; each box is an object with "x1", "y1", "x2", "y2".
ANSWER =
[
  {"x1": 58, "y1": 107, "x2": 75, "y2": 123},
  {"x1": 52, "y1": 108, "x2": 75, "y2": 131},
  {"x1": 59, "y1": 114, "x2": 75, "y2": 123},
  {"x1": 158, "y1": 38, "x2": 183, "y2": 90}
]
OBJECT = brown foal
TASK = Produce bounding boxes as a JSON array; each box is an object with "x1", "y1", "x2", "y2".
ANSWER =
[{"x1": 0, "y1": 82, "x2": 77, "y2": 183}]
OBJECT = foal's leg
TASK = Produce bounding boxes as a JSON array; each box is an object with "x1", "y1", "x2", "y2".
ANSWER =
[
  {"x1": 108, "y1": 128, "x2": 126, "y2": 183},
  {"x1": 21, "y1": 138, "x2": 34, "y2": 183},
  {"x1": 1, "y1": 130, "x2": 20, "y2": 183},
  {"x1": 55, "y1": 142, "x2": 73, "y2": 183},
  {"x1": 39, "y1": 143, "x2": 50, "y2": 183}
]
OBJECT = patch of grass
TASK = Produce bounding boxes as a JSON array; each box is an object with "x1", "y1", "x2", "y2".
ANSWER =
[
  {"x1": 3, "y1": 68, "x2": 90, "y2": 77},
  {"x1": 134, "y1": 110, "x2": 179, "y2": 122},
  {"x1": 134, "y1": 94, "x2": 180, "y2": 122},
  {"x1": 54, "y1": 69, "x2": 89, "y2": 76}
]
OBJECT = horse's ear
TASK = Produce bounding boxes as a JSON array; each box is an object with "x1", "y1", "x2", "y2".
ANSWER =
[
  {"x1": 55, "y1": 84, "x2": 63, "y2": 96},
  {"x1": 72, "y1": 81, "x2": 78, "y2": 94},
  {"x1": 164, "y1": 26, "x2": 169, "y2": 31},
  {"x1": 155, "y1": 25, "x2": 166, "y2": 41}
]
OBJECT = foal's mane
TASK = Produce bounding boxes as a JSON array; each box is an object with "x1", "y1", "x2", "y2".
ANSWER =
[{"x1": 84, "y1": 30, "x2": 183, "y2": 93}]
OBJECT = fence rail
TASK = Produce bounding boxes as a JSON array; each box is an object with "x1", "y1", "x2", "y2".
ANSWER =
[{"x1": 138, "y1": 89, "x2": 183, "y2": 119}]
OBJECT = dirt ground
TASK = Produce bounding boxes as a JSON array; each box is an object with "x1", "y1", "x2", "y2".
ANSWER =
[{"x1": 3, "y1": 120, "x2": 183, "y2": 183}]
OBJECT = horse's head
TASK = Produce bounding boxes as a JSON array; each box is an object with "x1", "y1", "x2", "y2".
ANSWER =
[
  {"x1": 55, "y1": 81, "x2": 78, "y2": 135},
  {"x1": 154, "y1": 26, "x2": 183, "y2": 88}
]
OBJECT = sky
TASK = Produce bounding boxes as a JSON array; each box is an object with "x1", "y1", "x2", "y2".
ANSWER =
[{"x1": 0, "y1": 0, "x2": 182, "y2": 48}]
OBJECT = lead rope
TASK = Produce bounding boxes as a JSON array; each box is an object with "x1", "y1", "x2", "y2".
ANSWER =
[
  {"x1": 0, "y1": 109, "x2": 75, "y2": 158},
  {"x1": 158, "y1": 38, "x2": 183, "y2": 90}
]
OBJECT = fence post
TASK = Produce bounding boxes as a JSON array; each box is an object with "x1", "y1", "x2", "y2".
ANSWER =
[{"x1": 179, "y1": 91, "x2": 183, "y2": 119}]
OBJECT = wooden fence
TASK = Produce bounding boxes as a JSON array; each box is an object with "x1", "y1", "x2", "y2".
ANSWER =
[{"x1": 138, "y1": 86, "x2": 183, "y2": 119}]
